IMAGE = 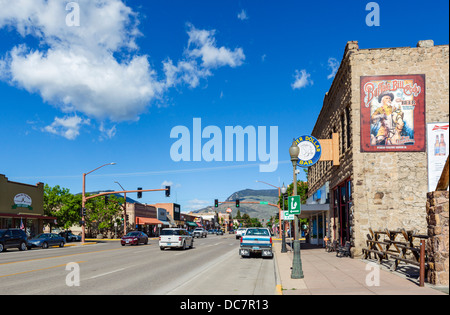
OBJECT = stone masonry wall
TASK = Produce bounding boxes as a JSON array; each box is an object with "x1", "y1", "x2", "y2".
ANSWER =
[
  {"x1": 426, "y1": 190, "x2": 449, "y2": 286},
  {"x1": 350, "y1": 41, "x2": 449, "y2": 255},
  {"x1": 309, "y1": 40, "x2": 449, "y2": 256}
]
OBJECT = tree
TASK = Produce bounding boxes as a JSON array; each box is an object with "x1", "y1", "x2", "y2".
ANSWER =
[{"x1": 44, "y1": 184, "x2": 81, "y2": 229}]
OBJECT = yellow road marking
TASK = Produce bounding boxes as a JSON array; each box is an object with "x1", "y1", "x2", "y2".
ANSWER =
[
  {"x1": 0, "y1": 248, "x2": 123, "y2": 266},
  {"x1": 0, "y1": 261, "x2": 86, "y2": 278}
]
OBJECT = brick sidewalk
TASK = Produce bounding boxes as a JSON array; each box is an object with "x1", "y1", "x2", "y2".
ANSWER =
[{"x1": 272, "y1": 241, "x2": 447, "y2": 295}]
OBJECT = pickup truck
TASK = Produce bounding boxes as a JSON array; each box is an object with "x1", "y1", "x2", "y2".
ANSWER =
[
  {"x1": 239, "y1": 228, "x2": 273, "y2": 258},
  {"x1": 192, "y1": 228, "x2": 207, "y2": 238}
]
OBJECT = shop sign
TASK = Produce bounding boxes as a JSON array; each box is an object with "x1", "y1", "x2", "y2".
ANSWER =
[
  {"x1": 12, "y1": 193, "x2": 33, "y2": 210},
  {"x1": 294, "y1": 135, "x2": 322, "y2": 167}
]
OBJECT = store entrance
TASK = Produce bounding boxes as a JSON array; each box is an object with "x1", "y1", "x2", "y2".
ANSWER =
[{"x1": 333, "y1": 178, "x2": 352, "y2": 246}]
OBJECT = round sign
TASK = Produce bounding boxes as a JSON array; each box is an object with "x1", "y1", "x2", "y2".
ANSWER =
[{"x1": 294, "y1": 135, "x2": 322, "y2": 167}]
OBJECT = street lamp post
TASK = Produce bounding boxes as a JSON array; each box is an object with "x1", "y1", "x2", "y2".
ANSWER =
[
  {"x1": 81, "y1": 162, "x2": 116, "y2": 243},
  {"x1": 281, "y1": 183, "x2": 288, "y2": 253},
  {"x1": 289, "y1": 140, "x2": 304, "y2": 279},
  {"x1": 114, "y1": 181, "x2": 127, "y2": 237},
  {"x1": 255, "y1": 180, "x2": 283, "y2": 238}
]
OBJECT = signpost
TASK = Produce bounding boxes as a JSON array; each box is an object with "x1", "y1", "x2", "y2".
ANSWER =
[{"x1": 288, "y1": 195, "x2": 301, "y2": 215}]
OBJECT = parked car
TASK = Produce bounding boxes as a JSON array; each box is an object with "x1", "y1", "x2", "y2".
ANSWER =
[
  {"x1": 235, "y1": 228, "x2": 247, "y2": 239},
  {"x1": 159, "y1": 228, "x2": 193, "y2": 250},
  {"x1": 0, "y1": 228, "x2": 28, "y2": 252},
  {"x1": 59, "y1": 230, "x2": 81, "y2": 242},
  {"x1": 216, "y1": 229, "x2": 224, "y2": 235},
  {"x1": 121, "y1": 231, "x2": 148, "y2": 246},
  {"x1": 28, "y1": 233, "x2": 65, "y2": 249},
  {"x1": 193, "y1": 228, "x2": 208, "y2": 238}
]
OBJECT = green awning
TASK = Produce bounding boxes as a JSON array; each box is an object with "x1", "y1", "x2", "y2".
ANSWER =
[{"x1": 186, "y1": 221, "x2": 197, "y2": 227}]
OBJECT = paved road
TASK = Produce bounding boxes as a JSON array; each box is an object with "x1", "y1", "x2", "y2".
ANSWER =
[{"x1": 0, "y1": 234, "x2": 277, "y2": 295}]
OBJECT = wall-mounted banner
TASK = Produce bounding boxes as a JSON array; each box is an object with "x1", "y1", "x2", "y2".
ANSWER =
[
  {"x1": 360, "y1": 74, "x2": 426, "y2": 152},
  {"x1": 427, "y1": 122, "x2": 449, "y2": 192},
  {"x1": 294, "y1": 135, "x2": 322, "y2": 167}
]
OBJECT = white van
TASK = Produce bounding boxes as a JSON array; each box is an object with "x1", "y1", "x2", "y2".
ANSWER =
[{"x1": 159, "y1": 228, "x2": 193, "y2": 250}]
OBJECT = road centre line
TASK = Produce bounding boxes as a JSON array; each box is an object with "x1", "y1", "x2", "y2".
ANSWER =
[
  {"x1": 0, "y1": 261, "x2": 86, "y2": 279},
  {"x1": 0, "y1": 248, "x2": 124, "y2": 266}
]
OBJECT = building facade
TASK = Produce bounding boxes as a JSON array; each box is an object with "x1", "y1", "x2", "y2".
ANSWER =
[
  {"x1": 0, "y1": 174, "x2": 55, "y2": 237},
  {"x1": 307, "y1": 40, "x2": 449, "y2": 255}
]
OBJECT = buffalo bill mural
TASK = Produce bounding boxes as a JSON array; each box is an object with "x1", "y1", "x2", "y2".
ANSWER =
[{"x1": 360, "y1": 74, "x2": 426, "y2": 152}]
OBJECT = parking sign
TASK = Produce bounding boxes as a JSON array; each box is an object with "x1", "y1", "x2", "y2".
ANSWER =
[{"x1": 288, "y1": 196, "x2": 301, "y2": 215}]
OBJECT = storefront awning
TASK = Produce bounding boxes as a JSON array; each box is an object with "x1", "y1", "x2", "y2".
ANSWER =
[
  {"x1": 136, "y1": 217, "x2": 163, "y2": 225},
  {"x1": 298, "y1": 204, "x2": 330, "y2": 219},
  {"x1": 186, "y1": 221, "x2": 197, "y2": 227}
]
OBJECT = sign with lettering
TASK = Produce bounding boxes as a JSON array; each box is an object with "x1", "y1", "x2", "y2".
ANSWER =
[
  {"x1": 12, "y1": 193, "x2": 33, "y2": 210},
  {"x1": 294, "y1": 135, "x2": 322, "y2": 167},
  {"x1": 360, "y1": 74, "x2": 426, "y2": 152}
]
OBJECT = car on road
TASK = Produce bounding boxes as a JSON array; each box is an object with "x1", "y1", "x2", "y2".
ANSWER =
[
  {"x1": 216, "y1": 229, "x2": 224, "y2": 235},
  {"x1": 239, "y1": 227, "x2": 273, "y2": 258},
  {"x1": 0, "y1": 228, "x2": 29, "y2": 252},
  {"x1": 121, "y1": 231, "x2": 148, "y2": 246},
  {"x1": 159, "y1": 228, "x2": 193, "y2": 250},
  {"x1": 235, "y1": 228, "x2": 247, "y2": 239},
  {"x1": 193, "y1": 228, "x2": 208, "y2": 238},
  {"x1": 27, "y1": 233, "x2": 65, "y2": 249}
]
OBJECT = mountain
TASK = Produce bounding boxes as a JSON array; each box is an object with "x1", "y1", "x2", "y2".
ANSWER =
[{"x1": 191, "y1": 188, "x2": 280, "y2": 222}]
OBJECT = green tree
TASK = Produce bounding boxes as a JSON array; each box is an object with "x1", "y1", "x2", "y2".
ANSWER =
[{"x1": 44, "y1": 184, "x2": 81, "y2": 229}]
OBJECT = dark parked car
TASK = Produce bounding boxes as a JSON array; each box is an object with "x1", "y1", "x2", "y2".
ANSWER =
[
  {"x1": 28, "y1": 233, "x2": 66, "y2": 249},
  {"x1": 121, "y1": 231, "x2": 148, "y2": 246},
  {"x1": 0, "y1": 228, "x2": 28, "y2": 252},
  {"x1": 216, "y1": 229, "x2": 224, "y2": 235},
  {"x1": 59, "y1": 230, "x2": 81, "y2": 242}
]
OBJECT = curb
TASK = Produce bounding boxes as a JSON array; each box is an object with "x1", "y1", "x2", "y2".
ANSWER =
[{"x1": 273, "y1": 248, "x2": 283, "y2": 295}]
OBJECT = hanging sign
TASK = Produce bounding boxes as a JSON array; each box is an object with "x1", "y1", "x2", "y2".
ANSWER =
[{"x1": 294, "y1": 135, "x2": 322, "y2": 167}]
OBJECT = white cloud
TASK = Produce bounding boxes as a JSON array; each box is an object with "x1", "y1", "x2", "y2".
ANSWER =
[
  {"x1": 186, "y1": 23, "x2": 245, "y2": 69},
  {"x1": 0, "y1": 1, "x2": 245, "y2": 139},
  {"x1": 185, "y1": 199, "x2": 210, "y2": 212},
  {"x1": 43, "y1": 115, "x2": 90, "y2": 140},
  {"x1": 291, "y1": 69, "x2": 313, "y2": 90},
  {"x1": 327, "y1": 57, "x2": 340, "y2": 79},
  {"x1": 237, "y1": 10, "x2": 249, "y2": 21}
]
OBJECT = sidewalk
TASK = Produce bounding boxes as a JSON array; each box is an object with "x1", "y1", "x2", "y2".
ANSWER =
[{"x1": 272, "y1": 240, "x2": 448, "y2": 295}]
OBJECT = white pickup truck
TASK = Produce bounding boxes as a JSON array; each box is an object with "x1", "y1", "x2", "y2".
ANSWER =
[
  {"x1": 159, "y1": 228, "x2": 193, "y2": 250},
  {"x1": 239, "y1": 228, "x2": 273, "y2": 258}
]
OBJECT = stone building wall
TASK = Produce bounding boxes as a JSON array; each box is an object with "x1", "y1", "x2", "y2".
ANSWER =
[
  {"x1": 309, "y1": 40, "x2": 449, "y2": 255},
  {"x1": 426, "y1": 190, "x2": 449, "y2": 286}
]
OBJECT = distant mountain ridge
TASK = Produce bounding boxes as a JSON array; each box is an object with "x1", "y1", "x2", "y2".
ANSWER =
[{"x1": 192, "y1": 188, "x2": 280, "y2": 222}]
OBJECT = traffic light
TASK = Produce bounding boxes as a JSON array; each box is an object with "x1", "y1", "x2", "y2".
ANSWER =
[
  {"x1": 105, "y1": 195, "x2": 109, "y2": 204},
  {"x1": 236, "y1": 199, "x2": 240, "y2": 207},
  {"x1": 81, "y1": 207, "x2": 86, "y2": 217},
  {"x1": 214, "y1": 199, "x2": 219, "y2": 207},
  {"x1": 137, "y1": 187, "x2": 142, "y2": 199},
  {"x1": 125, "y1": 214, "x2": 129, "y2": 221},
  {"x1": 165, "y1": 186, "x2": 171, "y2": 197}
]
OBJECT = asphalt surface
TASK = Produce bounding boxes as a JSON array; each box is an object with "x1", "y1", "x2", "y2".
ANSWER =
[{"x1": 0, "y1": 233, "x2": 277, "y2": 295}]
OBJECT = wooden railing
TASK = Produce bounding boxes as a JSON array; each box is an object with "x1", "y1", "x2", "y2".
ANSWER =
[{"x1": 362, "y1": 228, "x2": 428, "y2": 286}]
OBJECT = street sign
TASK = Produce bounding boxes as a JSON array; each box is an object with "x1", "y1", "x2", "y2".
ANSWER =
[
  {"x1": 260, "y1": 201, "x2": 269, "y2": 205},
  {"x1": 288, "y1": 196, "x2": 301, "y2": 215},
  {"x1": 283, "y1": 210, "x2": 295, "y2": 220}
]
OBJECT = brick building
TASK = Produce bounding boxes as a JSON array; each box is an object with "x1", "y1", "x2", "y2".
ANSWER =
[{"x1": 307, "y1": 40, "x2": 449, "y2": 256}]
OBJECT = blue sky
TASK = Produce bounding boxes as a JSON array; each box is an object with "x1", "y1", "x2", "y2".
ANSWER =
[{"x1": 0, "y1": 0, "x2": 448, "y2": 212}]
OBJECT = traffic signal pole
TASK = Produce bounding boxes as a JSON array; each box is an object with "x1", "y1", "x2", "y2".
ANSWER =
[{"x1": 83, "y1": 187, "x2": 170, "y2": 240}]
